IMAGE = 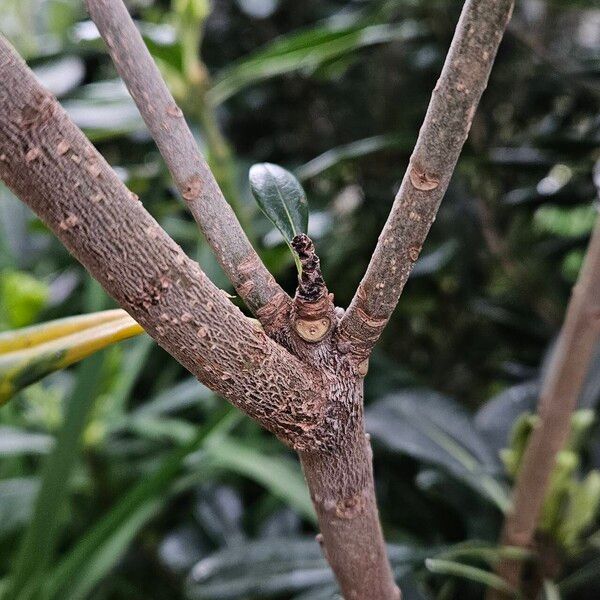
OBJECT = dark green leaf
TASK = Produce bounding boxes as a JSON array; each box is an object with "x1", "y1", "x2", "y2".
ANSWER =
[
  {"x1": 206, "y1": 437, "x2": 315, "y2": 523},
  {"x1": 186, "y1": 537, "x2": 427, "y2": 599},
  {"x1": 208, "y1": 21, "x2": 422, "y2": 105},
  {"x1": 43, "y1": 408, "x2": 235, "y2": 600},
  {"x1": 0, "y1": 478, "x2": 39, "y2": 538},
  {"x1": 367, "y1": 390, "x2": 509, "y2": 510},
  {"x1": 249, "y1": 163, "x2": 308, "y2": 269},
  {"x1": 475, "y1": 381, "x2": 540, "y2": 456},
  {"x1": 6, "y1": 353, "x2": 104, "y2": 600},
  {"x1": 425, "y1": 558, "x2": 518, "y2": 597}
]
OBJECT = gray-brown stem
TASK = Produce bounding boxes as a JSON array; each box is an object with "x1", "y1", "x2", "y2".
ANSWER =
[
  {"x1": 0, "y1": 37, "x2": 322, "y2": 451},
  {"x1": 489, "y1": 216, "x2": 600, "y2": 599},
  {"x1": 300, "y1": 405, "x2": 398, "y2": 599},
  {"x1": 340, "y1": 0, "x2": 514, "y2": 360},
  {"x1": 86, "y1": 0, "x2": 290, "y2": 322}
]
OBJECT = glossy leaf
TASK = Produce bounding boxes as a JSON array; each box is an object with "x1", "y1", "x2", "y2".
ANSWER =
[
  {"x1": 186, "y1": 537, "x2": 428, "y2": 599},
  {"x1": 475, "y1": 381, "x2": 540, "y2": 456},
  {"x1": 0, "y1": 427, "x2": 53, "y2": 456},
  {"x1": 0, "y1": 310, "x2": 144, "y2": 404},
  {"x1": 33, "y1": 56, "x2": 85, "y2": 98},
  {"x1": 297, "y1": 134, "x2": 410, "y2": 180},
  {"x1": 208, "y1": 21, "x2": 421, "y2": 105},
  {"x1": 206, "y1": 437, "x2": 315, "y2": 523},
  {"x1": 367, "y1": 391, "x2": 509, "y2": 511},
  {"x1": 425, "y1": 558, "x2": 518, "y2": 597},
  {"x1": 5, "y1": 353, "x2": 104, "y2": 600},
  {"x1": 249, "y1": 163, "x2": 308, "y2": 241}
]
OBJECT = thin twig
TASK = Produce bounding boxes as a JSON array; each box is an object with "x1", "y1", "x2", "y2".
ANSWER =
[
  {"x1": 86, "y1": 0, "x2": 290, "y2": 322},
  {"x1": 339, "y1": 0, "x2": 514, "y2": 359}
]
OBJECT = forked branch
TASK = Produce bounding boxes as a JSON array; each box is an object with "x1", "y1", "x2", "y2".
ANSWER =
[
  {"x1": 489, "y1": 214, "x2": 600, "y2": 598},
  {"x1": 86, "y1": 0, "x2": 290, "y2": 322},
  {"x1": 0, "y1": 37, "x2": 323, "y2": 451},
  {"x1": 340, "y1": 0, "x2": 514, "y2": 359}
]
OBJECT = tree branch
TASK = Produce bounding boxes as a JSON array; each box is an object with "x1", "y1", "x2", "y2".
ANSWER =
[
  {"x1": 0, "y1": 36, "x2": 324, "y2": 451},
  {"x1": 85, "y1": 0, "x2": 290, "y2": 323},
  {"x1": 339, "y1": 0, "x2": 514, "y2": 358},
  {"x1": 489, "y1": 215, "x2": 600, "y2": 598}
]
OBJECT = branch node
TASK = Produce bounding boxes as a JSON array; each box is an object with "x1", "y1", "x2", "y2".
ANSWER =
[{"x1": 291, "y1": 234, "x2": 334, "y2": 342}]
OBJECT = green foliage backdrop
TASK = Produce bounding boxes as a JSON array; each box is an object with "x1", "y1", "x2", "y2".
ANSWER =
[{"x1": 0, "y1": 0, "x2": 599, "y2": 598}]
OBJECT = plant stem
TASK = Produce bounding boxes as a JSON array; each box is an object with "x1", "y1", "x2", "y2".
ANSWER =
[{"x1": 489, "y1": 216, "x2": 600, "y2": 599}]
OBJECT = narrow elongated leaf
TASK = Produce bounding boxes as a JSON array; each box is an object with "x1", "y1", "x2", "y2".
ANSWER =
[
  {"x1": 249, "y1": 163, "x2": 308, "y2": 242},
  {"x1": 0, "y1": 309, "x2": 126, "y2": 353},
  {"x1": 5, "y1": 353, "x2": 104, "y2": 600},
  {"x1": 425, "y1": 558, "x2": 518, "y2": 597},
  {"x1": 206, "y1": 437, "x2": 315, "y2": 523},
  {"x1": 0, "y1": 310, "x2": 144, "y2": 404},
  {"x1": 367, "y1": 391, "x2": 509, "y2": 510},
  {"x1": 297, "y1": 134, "x2": 410, "y2": 180},
  {"x1": 208, "y1": 21, "x2": 421, "y2": 105},
  {"x1": 43, "y1": 408, "x2": 234, "y2": 600},
  {"x1": 186, "y1": 538, "x2": 428, "y2": 599},
  {"x1": 187, "y1": 538, "x2": 332, "y2": 599},
  {"x1": 0, "y1": 427, "x2": 53, "y2": 456}
]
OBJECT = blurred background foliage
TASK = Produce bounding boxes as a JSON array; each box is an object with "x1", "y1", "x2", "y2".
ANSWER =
[{"x1": 0, "y1": 0, "x2": 599, "y2": 598}]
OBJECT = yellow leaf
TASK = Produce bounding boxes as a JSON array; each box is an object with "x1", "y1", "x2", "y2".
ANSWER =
[{"x1": 0, "y1": 310, "x2": 144, "y2": 405}]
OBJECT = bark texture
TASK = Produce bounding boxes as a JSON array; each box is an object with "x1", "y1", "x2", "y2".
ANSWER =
[
  {"x1": 0, "y1": 0, "x2": 513, "y2": 595},
  {"x1": 86, "y1": 0, "x2": 289, "y2": 321},
  {"x1": 489, "y1": 216, "x2": 600, "y2": 599},
  {"x1": 300, "y1": 381, "x2": 399, "y2": 600},
  {"x1": 0, "y1": 38, "x2": 323, "y2": 451},
  {"x1": 340, "y1": 0, "x2": 514, "y2": 360}
]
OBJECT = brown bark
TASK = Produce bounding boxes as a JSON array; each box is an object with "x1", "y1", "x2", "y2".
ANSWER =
[
  {"x1": 0, "y1": 0, "x2": 513, "y2": 596},
  {"x1": 300, "y1": 381, "x2": 399, "y2": 600},
  {"x1": 0, "y1": 37, "x2": 322, "y2": 451},
  {"x1": 0, "y1": 36, "x2": 397, "y2": 598},
  {"x1": 340, "y1": 0, "x2": 514, "y2": 360},
  {"x1": 86, "y1": 0, "x2": 289, "y2": 322},
  {"x1": 489, "y1": 217, "x2": 600, "y2": 599}
]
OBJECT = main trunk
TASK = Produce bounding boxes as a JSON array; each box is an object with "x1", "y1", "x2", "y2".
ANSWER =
[{"x1": 298, "y1": 381, "x2": 399, "y2": 600}]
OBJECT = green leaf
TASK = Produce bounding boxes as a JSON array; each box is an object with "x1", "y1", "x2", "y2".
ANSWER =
[
  {"x1": 186, "y1": 537, "x2": 332, "y2": 599},
  {"x1": 558, "y1": 470, "x2": 600, "y2": 549},
  {"x1": 4, "y1": 352, "x2": 104, "y2": 600},
  {"x1": 0, "y1": 269, "x2": 49, "y2": 329},
  {"x1": 186, "y1": 537, "x2": 428, "y2": 599},
  {"x1": 0, "y1": 427, "x2": 53, "y2": 456},
  {"x1": 434, "y1": 540, "x2": 532, "y2": 566},
  {"x1": 543, "y1": 580, "x2": 561, "y2": 600},
  {"x1": 367, "y1": 391, "x2": 510, "y2": 511},
  {"x1": 559, "y1": 555, "x2": 600, "y2": 595},
  {"x1": 206, "y1": 437, "x2": 315, "y2": 523},
  {"x1": 249, "y1": 163, "x2": 308, "y2": 273},
  {"x1": 249, "y1": 163, "x2": 308, "y2": 241},
  {"x1": 0, "y1": 478, "x2": 39, "y2": 539},
  {"x1": 425, "y1": 558, "x2": 518, "y2": 597},
  {"x1": 207, "y1": 21, "x2": 421, "y2": 106},
  {"x1": 43, "y1": 408, "x2": 234, "y2": 600},
  {"x1": 0, "y1": 310, "x2": 144, "y2": 405},
  {"x1": 296, "y1": 134, "x2": 410, "y2": 180}
]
